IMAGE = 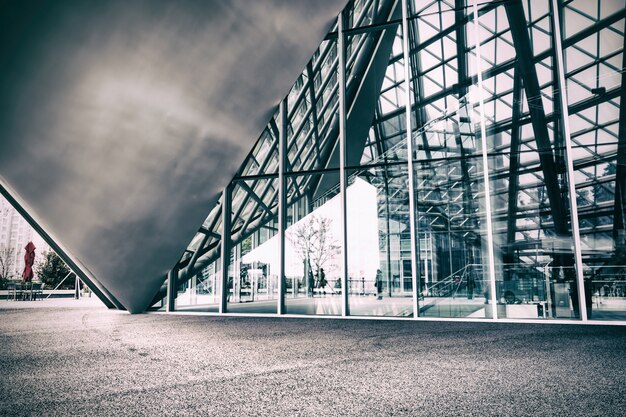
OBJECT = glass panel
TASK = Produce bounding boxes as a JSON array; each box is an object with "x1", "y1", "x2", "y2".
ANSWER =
[
  {"x1": 409, "y1": 2, "x2": 494, "y2": 319},
  {"x1": 485, "y1": 1, "x2": 583, "y2": 319},
  {"x1": 227, "y1": 180, "x2": 279, "y2": 314},
  {"x1": 563, "y1": 0, "x2": 625, "y2": 320},
  {"x1": 347, "y1": 16, "x2": 406, "y2": 167},
  {"x1": 284, "y1": 171, "x2": 342, "y2": 315},
  {"x1": 239, "y1": 123, "x2": 279, "y2": 178},
  {"x1": 175, "y1": 256, "x2": 221, "y2": 313},
  {"x1": 347, "y1": 165, "x2": 414, "y2": 317},
  {"x1": 287, "y1": 37, "x2": 339, "y2": 173},
  {"x1": 347, "y1": 0, "x2": 382, "y2": 30}
]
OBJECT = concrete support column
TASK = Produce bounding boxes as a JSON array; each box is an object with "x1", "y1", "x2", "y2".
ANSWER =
[
  {"x1": 166, "y1": 267, "x2": 177, "y2": 313},
  {"x1": 338, "y1": 8, "x2": 350, "y2": 316},
  {"x1": 219, "y1": 186, "x2": 231, "y2": 314},
  {"x1": 278, "y1": 98, "x2": 287, "y2": 315},
  {"x1": 0, "y1": 182, "x2": 122, "y2": 310}
]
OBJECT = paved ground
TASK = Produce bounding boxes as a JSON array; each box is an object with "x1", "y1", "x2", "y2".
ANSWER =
[{"x1": 1, "y1": 299, "x2": 625, "y2": 416}]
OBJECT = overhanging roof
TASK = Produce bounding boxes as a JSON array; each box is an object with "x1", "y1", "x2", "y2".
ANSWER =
[{"x1": 0, "y1": 0, "x2": 347, "y2": 312}]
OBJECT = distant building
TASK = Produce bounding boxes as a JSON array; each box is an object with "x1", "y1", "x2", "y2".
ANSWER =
[{"x1": 0, "y1": 196, "x2": 49, "y2": 279}]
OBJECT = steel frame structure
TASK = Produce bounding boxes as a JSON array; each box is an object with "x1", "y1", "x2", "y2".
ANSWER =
[{"x1": 159, "y1": 0, "x2": 626, "y2": 323}]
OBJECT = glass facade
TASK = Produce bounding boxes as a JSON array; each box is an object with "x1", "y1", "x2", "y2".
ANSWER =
[{"x1": 169, "y1": 0, "x2": 626, "y2": 322}]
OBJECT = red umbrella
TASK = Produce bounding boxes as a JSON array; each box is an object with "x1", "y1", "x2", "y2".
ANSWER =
[{"x1": 22, "y1": 241, "x2": 36, "y2": 283}]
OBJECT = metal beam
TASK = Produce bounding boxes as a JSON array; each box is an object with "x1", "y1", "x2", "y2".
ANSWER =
[
  {"x1": 219, "y1": 188, "x2": 231, "y2": 314},
  {"x1": 338, "y1": 7, "x2": 350, "y2": 316},
  {"x1": 237, "y1": 181, "x2": 273, "y2": 217},
  {"x1": 306, "y1": 61, "x2": 323, "y2": 166},
  {"x1": 504, "y1": 67, "x2": 523, "y2": 266},
  {"x1": 406, "y1": 0, "x2": 432, "y2": 160},
  {"x1": 402, "y1": 0, "x2": 420, "y2": 317},
  {"x1": 472, "y1": 0, "x2": 498, "y2": 318},
  {"x1": 550, "y1": 0, "x2": 587, "y2": 320},
  {"x1": 278, "y1": 98, "x2": 287, "y2": 315},
  {"x1": 231, "y1": 142, "x2": 278, "y2": 223},
  {"x1": 178, "y1": 205, "x2": 222, "y2": 271},
  {"x1": 166, "y1": 266, "x2": 177, "y2": 312},
  {"x1": 187, "y1": 234, "x2": 209, "y2": 278},
  {"x1": 197, "y1": 227, "x2": 220, "y2": 239},
  {"x1": 505, "y1": 0, "x2": 569, "y2": 237},
  {"x1": 455, "y1": 0, "x2": 468, "y2": 97},
  {"x1": 612, "y1": 32, "x2": 626, "y2": 256},
  {"x1": 452, "y1": 113, "x2": 475, "y2": 234}
]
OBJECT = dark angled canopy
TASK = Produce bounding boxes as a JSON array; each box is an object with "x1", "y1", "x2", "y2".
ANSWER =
[{"x1": 0, "y1": 0, "x2": 346, "y2": 312}]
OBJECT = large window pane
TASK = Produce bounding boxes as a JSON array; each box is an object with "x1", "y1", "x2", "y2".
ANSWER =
[
  {"x1": 562, "y1": 0, "x2": 625, "y2": 320},
  {"x1": 175, "y1": 257, "x2": 221, "y2": 313},
  {"x1": 347, "y1": 165, "x2": 414, "y2": 317},
  {"x1": 485, "y1": 1, "x2": 582, "y2": 319},
  {"x1": 227, "y1": 180, "x2": 279, "y2": 314},
  {"x1": 409, "y1": 3, "x2": 493, "y2": 318},
  {"x1": 284, "y1": 171, "x2": 342, "y2": 315}
]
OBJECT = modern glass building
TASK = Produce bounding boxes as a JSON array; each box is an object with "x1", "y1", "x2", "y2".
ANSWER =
[
  {"x1": 163, "y1": 0, "x2": 626, "y2": 323},
  {"x1": 1, "y1": 0, "x2": 624, "y2": 323}
]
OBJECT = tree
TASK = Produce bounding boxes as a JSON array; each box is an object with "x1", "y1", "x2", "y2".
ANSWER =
[
  {"x1": 593, "y1": 163, "x2": 616, "y2": 203},
  {"x1": 308, "y1": 216, "x2": 340, "y2": 278},
  {"x1": 0, "y1": 245, "x2": 16, "y2": 288},
  {"x1": 36, "y1": 251, "x2": 73, "y2": 289},
  {"x1": 287, "y1": 214, "x2": 340, "y2": 293}
]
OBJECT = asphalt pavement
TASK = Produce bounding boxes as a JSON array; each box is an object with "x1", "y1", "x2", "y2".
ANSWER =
[{"x1": 0, "y1": 299, "x2": 625, "y2": 416}]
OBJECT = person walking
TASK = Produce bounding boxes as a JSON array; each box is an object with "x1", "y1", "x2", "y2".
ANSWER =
[
  {"x1": 307, "y1": 269, "x2": 315, "y2": 297},
  {"x1": 319, "y1": 268, "x2": 327, "y2": 296},
  {"x1": 375, "y1": 269, "x2": 383, "y2": 300}
]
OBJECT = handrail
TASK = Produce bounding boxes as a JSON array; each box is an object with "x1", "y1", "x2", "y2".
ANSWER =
[
  {"x1": 427, "y1": 263, "x2": 480, "y2": 291},
  {"x1": 45, "y1": 271, "x2": 74, "y2": 299}
]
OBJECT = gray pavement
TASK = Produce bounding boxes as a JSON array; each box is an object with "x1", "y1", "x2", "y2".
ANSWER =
[{"x1": 1, "y1": 299, "x2": 625, "y2": 416}]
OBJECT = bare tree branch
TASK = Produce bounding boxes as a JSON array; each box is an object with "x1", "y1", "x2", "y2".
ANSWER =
[
  {"x1": 0, "y1": 245, "x2": 16, "y2": 282},
  {"x1": 287, "y1": 214, "x2": 340, "y2": 279}
]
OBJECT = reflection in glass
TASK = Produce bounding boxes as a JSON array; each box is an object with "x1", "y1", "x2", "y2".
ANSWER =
[
  {"x1": 227, "y1": 180, "x2": 279, "y2": 314},
  {"x1": 347, "y1": 166, "x2": 414, "y2": 317},
  {"x1": 284, "y1": 172, "x2": 342, "y2": 315},
  {"x1": 412, "y1": 106, "x2": 491, "y2": 318},
  {"x1": 560, "y1": 0, "x2": 626, "y2": 320},
  {"x1": 175, "y1": 257, "x2": 221, "y2": 313},
  {"x1": 170, "y1": 0, "x2": 626, "y2": 323}
]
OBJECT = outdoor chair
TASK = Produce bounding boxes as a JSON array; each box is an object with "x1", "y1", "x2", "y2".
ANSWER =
[
  {"x1": 14, "y1": 283, "x2": 24, "y2": 301},
  {"x1": 31, "y1": 283, "x2": 43, "y2": 301},
  {"x1": 7, "y1": 283, "x2": 16, "y2": 300},
  {"x1": 23, "y1": 282, "x2": 33, "y2": 300},
  {"x1": 21, "y1": 282, "x2": 39, "y2": 301}
]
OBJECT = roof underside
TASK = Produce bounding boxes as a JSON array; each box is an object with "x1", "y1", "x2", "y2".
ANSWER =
[{"x1": 0, "y1": 0, "x2": 347, "y2": 312}]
